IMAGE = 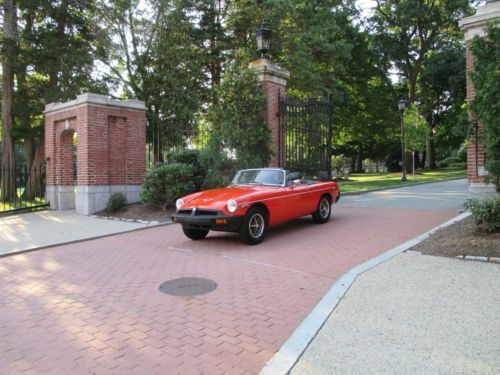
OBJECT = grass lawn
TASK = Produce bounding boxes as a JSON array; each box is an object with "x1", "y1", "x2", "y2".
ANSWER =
[
  {"x1": 0, "y1": 187, "x2": 47, "y2": 213},
  {"x1": 338, "y1": 168, "x2": 466, "y2": 193}
]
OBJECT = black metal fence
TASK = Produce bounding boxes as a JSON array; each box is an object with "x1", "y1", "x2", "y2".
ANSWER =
[
  {"x1": 280, "y1": 97, "x2": 333, "y2": 180},
  {"x1": 147, "y1": 123, "x2": 210, "y2": 169},
  {"x1": 0, "y1": 164, "x2": 48, "y2": 214}
]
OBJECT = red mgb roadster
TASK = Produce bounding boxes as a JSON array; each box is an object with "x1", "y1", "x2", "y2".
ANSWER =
[{"x1": 171, "y1": 168, "x2": 340, "y2": 245}]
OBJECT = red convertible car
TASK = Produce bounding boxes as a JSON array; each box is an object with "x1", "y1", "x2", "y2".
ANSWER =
[{"x1": 172, "y1": 168, "x2": 340, "y2": 245}]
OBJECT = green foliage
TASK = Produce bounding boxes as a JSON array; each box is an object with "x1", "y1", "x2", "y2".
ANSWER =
[
  {"x1": 166, "y1": 149, "x2": 206, "y2": 191},
  {"x1": 101, "y1": 0, "x2": 203, "y2": 156},
  {"x1": 384, "y1": 141, "x2": 403, "y2": 172},
  {"x1": 404, "y1": 104, "x2": 427, "y2": 152},
  {"x1": 209, "y1": 67, "x2": 271, "y2": 169},
  {"x1": 107, "y1": 193, "x2": 126, "y2": 212},
  {"x1": 470, "y1": 25, "x2": 500, "y2": 191},
  {"x1": 371, "y1": 0, "x2": 471, "y2": 168},
  {"x1": 141, "y1": 163, "x2": 195, "y2": 208},
  {"x1": 465, "y1": 197, "x2": 500, "y2": 233},
  {"x1": 332, "y1": 156, "x2": 350, "y2": 180},
  {"x1": 437, "y1": 156, "x2": 462, "y2": 169},
  {"x1": 198, "y1": 146, "x2": 238, "y2": 190}
]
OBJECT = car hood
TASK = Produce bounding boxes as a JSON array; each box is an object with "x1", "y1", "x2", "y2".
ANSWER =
[{"x1": 182, "y1": 185, "x2": 270, "y2": 209}]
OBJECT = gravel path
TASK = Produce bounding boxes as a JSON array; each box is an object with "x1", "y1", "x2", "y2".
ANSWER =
[{"x1": 291, "y1": 251, "x2": 500, "y2": 374}]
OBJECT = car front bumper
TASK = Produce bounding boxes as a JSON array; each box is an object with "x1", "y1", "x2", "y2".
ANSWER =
[{"x1": 171, "y1": 210, "x2": 244, "y2": 232}]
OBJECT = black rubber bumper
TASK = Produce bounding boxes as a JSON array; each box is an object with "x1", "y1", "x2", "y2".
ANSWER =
[{"x1": 171, "y1": 212, "x2": 244, "y2": 232}]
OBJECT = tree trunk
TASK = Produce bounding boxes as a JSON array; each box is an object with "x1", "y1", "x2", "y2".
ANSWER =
[
  {"x1": 355, "y1": 147, "x2": 363, "y2": 173},
  {"x1": 18, "y1": 8, "x2": 35, "y2": 168},
  {"x1": 23, "y1": 138, "x2": 45, "y2": 200},
  {"x1": 412, "y1": 151, "x2": 415, "y2": 175},
  {"x1": 425, "y1": 132, "x2": 437, "y2": 169},
  {"x1": 1, "y1": 0, "x2": 17, "y2": 201}
]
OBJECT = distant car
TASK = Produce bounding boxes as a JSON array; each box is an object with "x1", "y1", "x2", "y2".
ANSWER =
[{"x1": 171, "y1": 168, "x2": 340, "y2": 245}]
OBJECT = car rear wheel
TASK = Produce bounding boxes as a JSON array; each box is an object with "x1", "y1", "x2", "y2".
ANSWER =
[
  {"x1": 239, "y1": 207, "x2": 267, "y2": 245},
  {"x1": 312, "y1": 196, "x2": 331, "y2": 224},
  {"x1": 182, "y1": 226, "x2": 209, "y2": 240}
]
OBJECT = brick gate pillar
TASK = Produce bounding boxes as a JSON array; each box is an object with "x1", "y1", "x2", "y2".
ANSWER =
[
  {"x1": 460, "y1": 2, "x2": 500, "y2": 195},
  {"x1": 44, "y1": 93, "x2": 147, "y2": 215},
  {"x1": 249, "y1": 59, "x2": 290, "y2": 168}
]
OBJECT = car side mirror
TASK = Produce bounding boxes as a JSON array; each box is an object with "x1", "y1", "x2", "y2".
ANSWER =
[{"x1": 292, "y1": 179, "x2": 301, "y2": 185}]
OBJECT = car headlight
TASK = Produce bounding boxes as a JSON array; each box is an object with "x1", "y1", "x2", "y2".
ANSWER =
[
  {"x1": 176, "y1": 198, "x2": 185, "y2": 210},
  {"x1": 227, "y1": 199, "x2": 238, "y2": 213}
]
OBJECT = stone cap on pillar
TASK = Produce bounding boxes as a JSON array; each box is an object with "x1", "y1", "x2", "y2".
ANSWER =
[
  {"x1": 44, "y1": 93, "x2": 147, "y2": 114},
  {"x1": 459, "y1": 2, "x2": 500, "y2": 41},
  {"x1": 249, "y1": 59, "x2": 290, "y2": 86}
]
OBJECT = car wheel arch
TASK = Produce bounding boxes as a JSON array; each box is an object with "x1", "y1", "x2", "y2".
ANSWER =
[
  {"x1": 321, "y1": 193, "x2": 332, "y2": 203},
  {"x1": 248, "y1": 202, "x2": 270, "y2": 223}
]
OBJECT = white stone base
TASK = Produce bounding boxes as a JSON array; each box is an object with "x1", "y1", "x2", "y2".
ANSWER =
[
  {"x1": 75, "y1": 185, "x2": 143, "y2": 215},
  {"x1": 468, "y1": 182, "x2": 498, "y2": 197},
  {"x1": 47, "y1": 186, "x2": 76, "y2": 210},
  {"x1": 48, "y1": 185, "x2": 143, "y2": 215}
]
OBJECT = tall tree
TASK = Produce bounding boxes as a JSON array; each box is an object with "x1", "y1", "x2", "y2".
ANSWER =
[
  {"x1": 1, "y1": 0, "x2": 17, "y2": 200},
  {"x1": 370, "y1": 0, "x2": 471, "y2": 167},
  {"x1": 101, "y1": 0, "x2": 203, "y2": 163}
]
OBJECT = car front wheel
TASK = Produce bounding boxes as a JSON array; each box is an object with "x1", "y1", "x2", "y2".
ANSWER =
[
  {"x1": 182, "y1": 226, "x2": 209, "y2": 240},
  {"x1": 239, "y1": 207, "x2": 267, "y2": 245},
  {"x1": 312, "y1": 196, "x2": 331, "y2": 224}
]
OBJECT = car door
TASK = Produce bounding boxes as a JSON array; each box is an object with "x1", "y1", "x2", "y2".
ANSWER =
[{"x1": 281, "y1": 182, "x2": 312, "y2": 219}]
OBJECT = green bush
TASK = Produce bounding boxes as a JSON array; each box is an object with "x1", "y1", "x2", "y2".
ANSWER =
[
  {"x1": 197, "y1": 145, "x2": 238, "y2": 189},
  {"x1": 448, "y1": 161, "x2": 466, "y2": 169},
  {"x1": 437, "y1": 156, "x2": 462, "y2": 168},
  {"x1": 166, "y1": 148, "x2": 206, "y2": 191},
  {"x1": 464, "y1": 196, "x2": 500, "y2": 233},
  {"x1": 458, "y1": 143, "x2": 467, "y2": 161},
  {"x1": 141, "y1": 163, "x2": 195, "y2": 208},
  {"x1": 107, "y1": 193, "x2": 126, "y2": 212}
]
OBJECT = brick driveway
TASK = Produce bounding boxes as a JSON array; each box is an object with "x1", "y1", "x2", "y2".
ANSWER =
[{"x1": 0, "y1": 206, "x2": 456, "y2": 374}]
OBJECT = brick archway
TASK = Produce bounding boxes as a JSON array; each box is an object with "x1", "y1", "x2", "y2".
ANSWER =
[{"x1": 44, "y1": 93, "x2": 147, "y2": 215}]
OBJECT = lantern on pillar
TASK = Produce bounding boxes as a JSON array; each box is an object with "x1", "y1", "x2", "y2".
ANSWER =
[{"x1": 255, "y1": 22, "x2": 272, "y2": 59}]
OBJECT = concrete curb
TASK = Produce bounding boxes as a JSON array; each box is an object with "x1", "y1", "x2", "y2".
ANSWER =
[
  {"x1": 0, "y1": 221, "x2": 173, "y2": 259},
  {"x1": 259, "y1": 211, "x2": 471, "y2": 375},
  {"x1": 341, "y1": 176, "x2": 466, "y2": 196}
]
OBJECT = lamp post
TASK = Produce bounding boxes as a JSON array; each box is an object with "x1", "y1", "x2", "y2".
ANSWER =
[
  {"x1": 255, "y1": 22, "x2": 272, "y2": 59},
  {"x1": 398, "y1": 99, "x2": 407, "y2": 182}
]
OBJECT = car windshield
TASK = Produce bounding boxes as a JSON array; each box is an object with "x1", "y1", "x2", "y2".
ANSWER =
[{"x1": 232, "y1": 169, "x2": 285, "y2": 186}]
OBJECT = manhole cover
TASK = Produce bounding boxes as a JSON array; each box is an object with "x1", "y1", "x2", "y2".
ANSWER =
[{"x1": 159, "y1": 277, "x2": 217, "y2": 296}]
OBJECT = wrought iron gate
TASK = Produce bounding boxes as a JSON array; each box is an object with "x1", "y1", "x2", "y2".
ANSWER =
[
  {"x1": 279, "y1": 97, "x2": 333, "y2": 180},
  {"x1": 0, "y1": 163, "x2": 48, "y2": 214}
]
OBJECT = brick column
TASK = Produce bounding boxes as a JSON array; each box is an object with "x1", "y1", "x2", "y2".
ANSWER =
[
  {"x1": 460, "y1": 2, "x2": 500, "y2": 194},
  {"x1": 44, "y1": 93, "x2": 147, "y2": 215},
  {"x1": 249, "y1": 59, "x2": 290, "y2": 167}
]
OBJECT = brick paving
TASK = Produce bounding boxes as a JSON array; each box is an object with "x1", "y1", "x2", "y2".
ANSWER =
[{"x1": 0, "y1": 206, "x2": 456, "y2": 374}]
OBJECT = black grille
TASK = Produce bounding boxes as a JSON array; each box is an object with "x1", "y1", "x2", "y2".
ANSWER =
[
  {"x1": 195, "y1": 209, "x2": 217, "y2": 216},
  {"x1": 177, "y1": 208, "x2": 218, "y2": 216}
]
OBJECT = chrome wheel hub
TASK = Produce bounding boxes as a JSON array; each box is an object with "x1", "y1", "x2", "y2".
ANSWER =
[
  {"x1": 249, "y1": 213, "x2": 265, "y2": 238},
  {"x1": 319, "y1": 199, "x2": 330, "y2": 218}
]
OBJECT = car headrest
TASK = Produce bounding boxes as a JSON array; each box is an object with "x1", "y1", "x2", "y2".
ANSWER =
[{"x1": 287, "y1": 172, "x2": 301, "y2": 181}]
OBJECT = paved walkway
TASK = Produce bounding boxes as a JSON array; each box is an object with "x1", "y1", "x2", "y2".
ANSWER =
[
  {"x1": 291, "y1": 252, "x2": 500, "y2": 374},
  {"x1": 0, "y1": 210, "x2": 152, "y2": 255},
  {"x1": 0, "y1": 178, "x2": 487, "y2": 374}
]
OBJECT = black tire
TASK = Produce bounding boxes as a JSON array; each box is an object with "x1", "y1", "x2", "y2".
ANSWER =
[
  {"x1": 182, "y1": 226, "x2": 209, "y2": 240},
  {"x1": 239, "y1": 206, "x2": 268, "y2": 245},
  {"x1": 312, "y1": 195, "x2": 331, "y2": 224}
]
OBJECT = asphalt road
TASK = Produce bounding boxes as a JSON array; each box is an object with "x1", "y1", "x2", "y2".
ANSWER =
[{"x1": 339, "y1": 179, "x2": 469, "y2": 211}]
